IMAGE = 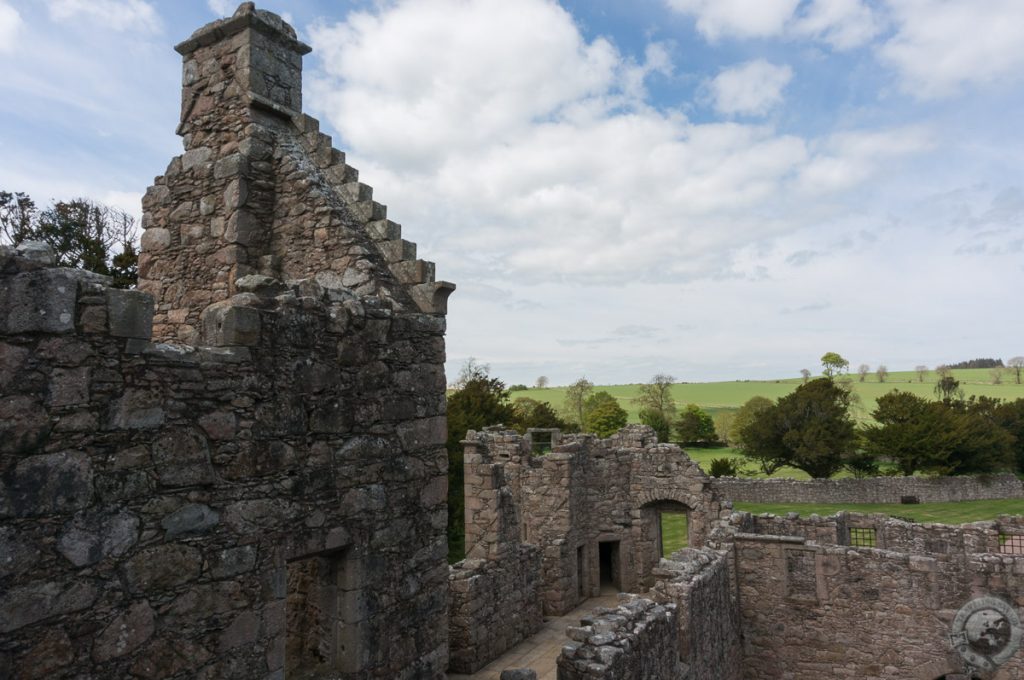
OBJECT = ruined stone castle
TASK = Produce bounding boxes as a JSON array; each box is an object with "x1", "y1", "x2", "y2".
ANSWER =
[{"x1": 1, "y1": 5, "x2": 1022, "y2": 680}]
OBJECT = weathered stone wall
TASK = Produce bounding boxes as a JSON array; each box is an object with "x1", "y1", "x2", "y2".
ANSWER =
[
  {"x1": 0, "y1": 5, "x2": 452, "y2": 679},
  {"x1": 556, "y1": 595, "x2": 684, "y2": 680},
  {"x1": 714, "y1": 472, "x2": 1024, "y2": 505},
  {"x1": 737, "y1": 511, "x2": 1024, "y2": 555},
  {"x1": 649, "y1": 548, "x2": 743, "y2": 680},
  {"x1": 462, "y1": 425, "x2": 724, "y2": 617},
  {"x1": 734, "y1": 532, "x2": 1024, "y2": 679},
  {"x1": 447, "y1": 546, "x2": 544, "y2": 674}
]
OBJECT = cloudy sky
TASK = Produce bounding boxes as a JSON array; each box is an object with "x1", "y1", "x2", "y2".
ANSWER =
[{"x1": 1, "y1": 0, "x2": 1022, "y2": 386}]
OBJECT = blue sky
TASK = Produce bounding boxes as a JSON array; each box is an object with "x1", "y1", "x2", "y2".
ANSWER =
[{"x1": 2, "y1": 0, "x2": 1023, "y2": 386}]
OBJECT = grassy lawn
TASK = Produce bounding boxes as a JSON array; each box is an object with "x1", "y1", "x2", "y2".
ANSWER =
[
  {"x1": 510, "y1": 368, "x2": 1024, "y2": 424},
  {"x1": 733, "y1": 498, "x2": 1024, "y2": 524},
  {"x1": 660, "y1": 512, "x2": 688, "y2": 556}
]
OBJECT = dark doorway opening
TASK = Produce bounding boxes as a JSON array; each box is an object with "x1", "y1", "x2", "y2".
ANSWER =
[{"x1": 598, "y1": 540, "x2": 620, "y2": 591}]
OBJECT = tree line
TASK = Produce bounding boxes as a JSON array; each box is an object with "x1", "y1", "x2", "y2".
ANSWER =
[
  {"x1": 802, "y1": 352, "x2": 1024, "y2": 385},
  {"x1": 1, "y1": 190, "x2": 138, "y2": 288},
  {"x1": 730, "y1": 355, "x2": 1024, "y2": 479}
]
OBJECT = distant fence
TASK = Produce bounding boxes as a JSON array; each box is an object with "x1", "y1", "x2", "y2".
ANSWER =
[{"x1": 712, "y1": 473, "x2": 1024, "y2": 505}]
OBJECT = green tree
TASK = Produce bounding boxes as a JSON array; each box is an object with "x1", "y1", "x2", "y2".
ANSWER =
[
  {"x1": 862, "y1": 391, "x2": 1015, "y2": 476},
  {"x1": 636, "y1": 373, "x2": 677, "y2": 420},
  {"x1": 729, "y1": 396, "x2": 773, "y2": 450},
  {"x1": 820, "y1": 352, "x2": 849, "y2": 378},
  {"x1": 583, "y1": 391, "x2": 627, "y2": 437},
  {"x1": 934, "y1": 375, "x2": 963, "y2": 402},
  {"x1": 510, "y1": 397, "x2": 567, "y2": 433},
  {"x1": 639, "y1": 409, "x2": 672, "y2": 443},
  {"x1": 0, "y1": 191, "x2": 36, "y2": 244},
  {"x1": 861, "y1": 391, "x2": 952, "y2": 475},
  {"x1": 1, "y1": 191, "x2": 139, "y2": 288},
  {"x1": 445, "y1": 362, "x2": 515, "y2": 562},
  {"x1": 675, "y1": 403, "x2": 717, "y2": 444},
  {"x1": 994, "y1": 398, "x2": 1024, "y2": 473},
  {"x1": 950, "y1": 397, "x2": 1015, "y2": 474},
  {"x1": 740, "y1": 378, "x2": 857, "y2": 478},
  {"x1": 1008, "y1": 357, "x2": 1024, "y2": 385},
  {"x1": 563, "y1": 377, "x2": 594, "y2": 428},
  {"x1": 713, "y1": 411, "x2": 735, "y2": 445}
]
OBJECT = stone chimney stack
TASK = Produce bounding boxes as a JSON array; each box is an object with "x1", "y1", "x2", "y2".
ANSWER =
[
  {"x1": 174, "y1": 2, "x2": 311, "y2": 142},
  {"x1": 139, "y1": 2, "x2": 452, "y2": 345}
]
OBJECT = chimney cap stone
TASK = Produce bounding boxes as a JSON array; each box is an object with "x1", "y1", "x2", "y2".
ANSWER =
[{"x1": 174, "y1": 2, "x2": 311, "y2": 57}]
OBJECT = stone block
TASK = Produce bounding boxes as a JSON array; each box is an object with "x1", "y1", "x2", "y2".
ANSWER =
[
  {"x1": 500, "y1": 670, "x2": 538, "y2": 680},
  {"x1": 152, "y1": 428, "x2": 214, "y2": 487},
  {"x1": 2, "y1": 451, "x2": 93, "y2": 518},
  {"x1": 92, "y1": 601, "x2": 155, "y2": 662},
  {"x1": 200, "y1": 300, "x2": 261, "y2": 346},
  {"x1": 57, "y1": 508, "x2": 140, "y2": 566},
  {"x1": 224, "y1": 209, "x2": 260, "y2": 245},
  {"x1": 1, "y1": 269, "x2": 79, "y2": 334},
  {"x1": 161, "y1": 503, "x2": 220, "y2": 537},
  {"x1": 106, "y1": 289, "x2": 154, "y2": 338},
  {"x1": 14, "y1": 241, "x2": 54, "y2": 266},
  {"x1": 0, "y1": 580, "x2": 97, "y2": 634},
  {"x1": 121, "y1": 544, "x2": 202, "y2": 594}
]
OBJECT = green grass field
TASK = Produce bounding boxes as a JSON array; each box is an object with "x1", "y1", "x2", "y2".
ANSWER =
[
  {"x1": 511, "y1": 367, "x2": 1024, "y2": 424},
  {"x1": 732, "y1": 498, "x2": 1024, "y2": 524},
  {"x1": 660, "y1": 512, "x2": 688, "y2": 556},
  {"x1": 658, "y1": 498, "x2": 1023, "y2": 556}
]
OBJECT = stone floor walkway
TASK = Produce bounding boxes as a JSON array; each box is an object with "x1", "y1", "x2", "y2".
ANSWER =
[{"x1": 447, "y1": 589, "x2": 621, "y2": 680}]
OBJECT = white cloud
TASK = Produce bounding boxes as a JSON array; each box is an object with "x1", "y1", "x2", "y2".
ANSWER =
[
  {"x1": 0, "y1": 0, "x2": 21, "y2": 53},
  {"x1": 665, "y1": 0, "x2": 799, "y2": 40},
  {"x1": 707, "y1": 60, "x2": 793, "y2": 116},
  {"x1": 666, "y1": 0, "x2": 879, "y2": 49},
  {"x1": 307, "y1": 0, "x2": 926, "y2": 290},
  {"x1": 879, "y1": 0, "x2": 1024, "y2": 98},
  {"x1": 207, "y1": 0, "x2": 234, "y2": 16},
  {"x1": 792, "y1": 0, "x2": 882, "y2": 49},
  {"x1": 47, "y1": 0, "x2": 161, "y2": 33},
  {"x1": 797, "y1": 127, "x2": 933, "y2": 194}
]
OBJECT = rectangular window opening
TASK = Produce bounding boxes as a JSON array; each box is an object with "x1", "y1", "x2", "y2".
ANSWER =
[
  {"x1": 849, "y1": 527, "x2": 877, "y2": 548},
  {"x1": 999, "y1": 533, "x2": 1024, "y2": 555},
  {"x1": 784, "y1": 549, "x2": 818, "y2": 601}
]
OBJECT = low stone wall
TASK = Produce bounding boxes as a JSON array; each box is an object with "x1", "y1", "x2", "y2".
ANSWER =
[
  {"x1": 447, "y1": 545, "x2": 543, "y2": 674},
  {"x1": 557, "y1": 595, "x2": 683, "y2": 680},
  {"x1": 734, "y1": 532, "x2": 1024, "y2": 679},
  {"x1": 713, "y1": 472, "x2": 1023, "y2": 505},
  {"x1": 737, "y1": 511, "x2": 1024, "y2": 555},
  {"x1": 650, "y1": 548, "x2": 742, "y2": 680}
]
